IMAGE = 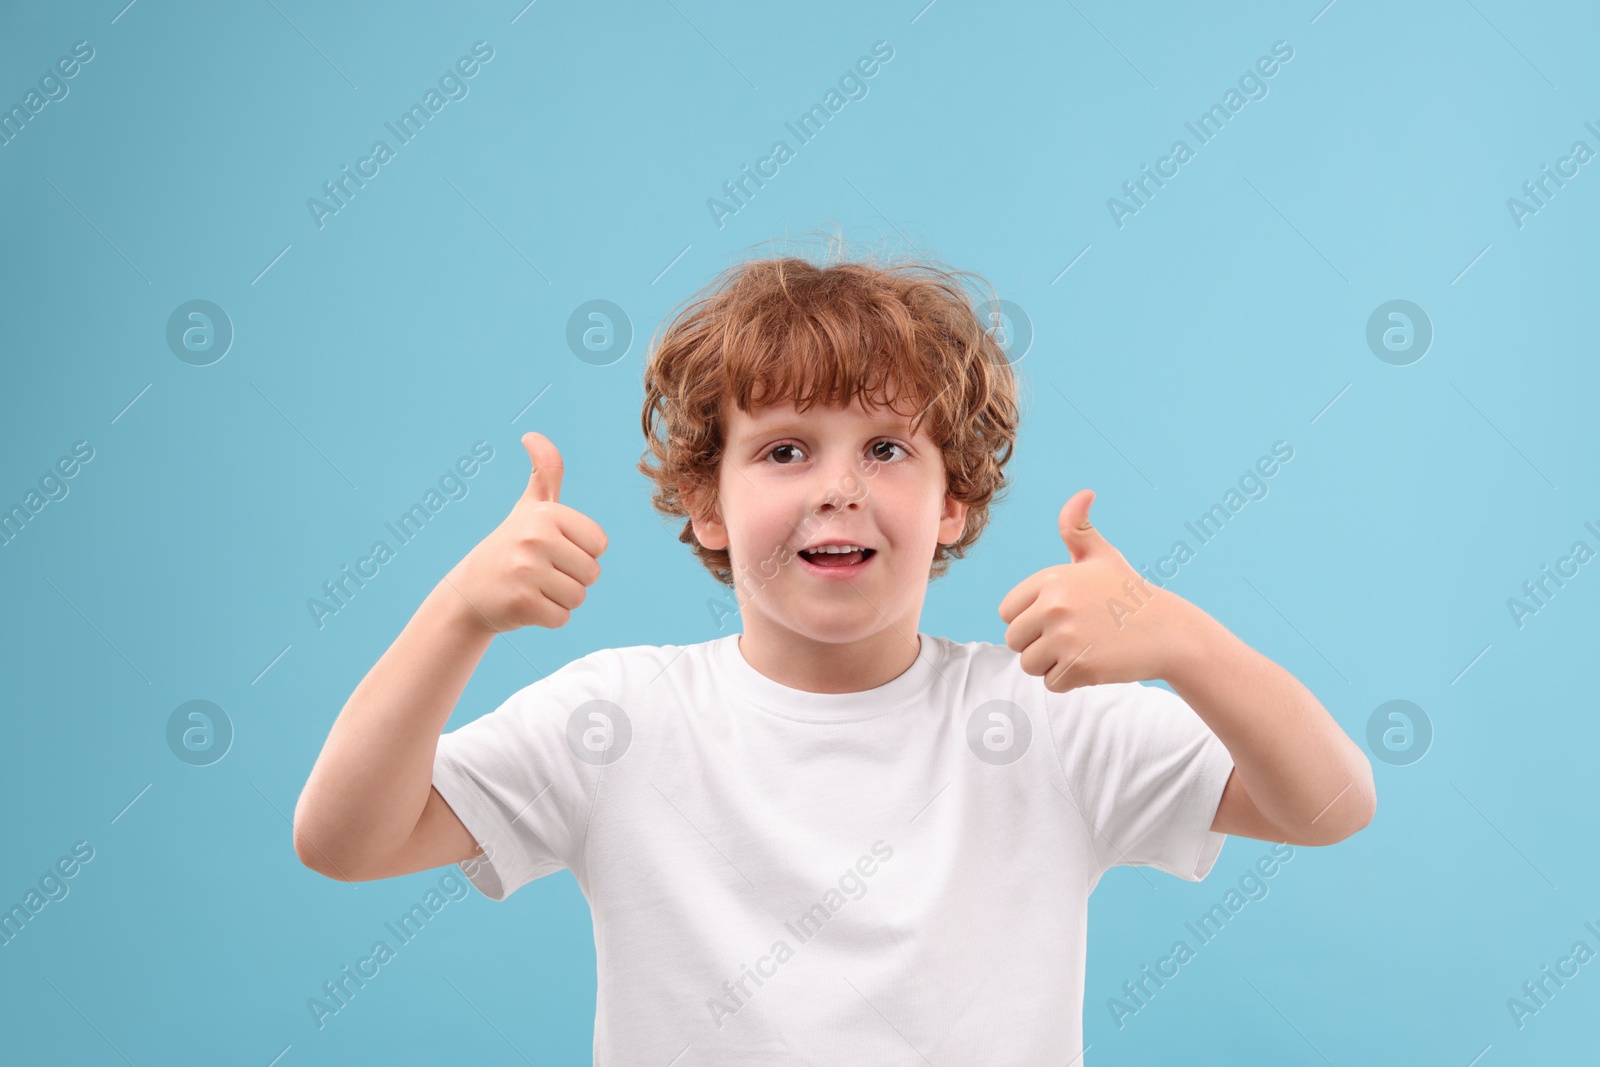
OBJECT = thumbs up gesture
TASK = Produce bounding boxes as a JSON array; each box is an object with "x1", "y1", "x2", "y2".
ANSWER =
[
  {"x1": 444, "y1": 432, "x2": 609, "y2": 633},
  {"x1": 997, "y1": 490, "x2": 1196, "y2": 693}
]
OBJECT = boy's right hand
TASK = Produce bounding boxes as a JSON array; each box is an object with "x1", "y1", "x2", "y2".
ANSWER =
[{"x1": 443, "y1": 432, "x2": 609, "y2": 633}]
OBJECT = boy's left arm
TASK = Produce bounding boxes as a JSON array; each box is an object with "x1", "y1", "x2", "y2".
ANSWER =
[
  {"x1": 1161, "y1": 601, "x2": 1375, "y2": 845},
  {"x1": 999, "y1": 490, "x2": 1376, "y2": 847}
]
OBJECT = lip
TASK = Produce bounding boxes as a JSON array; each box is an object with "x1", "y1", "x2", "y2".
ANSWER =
[{"x1": 796, "y1": 547, "x2": 877, "y2": 580}]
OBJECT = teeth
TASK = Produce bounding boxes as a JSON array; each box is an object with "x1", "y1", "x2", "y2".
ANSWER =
[{"x1": 805, "y1": 544, "x2": 867, "y2": 554}]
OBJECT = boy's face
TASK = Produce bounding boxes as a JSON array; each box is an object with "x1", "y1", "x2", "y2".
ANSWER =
[{"x1": 688, "y1": 386, "x2": 968, "y2": 647}]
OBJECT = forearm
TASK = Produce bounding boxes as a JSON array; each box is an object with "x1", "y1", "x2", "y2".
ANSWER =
[
  {"x1": 294, "y1": 572, "x2": 495, "y2": 876},
  {"x1": 1164, "y1": 601, "x2": 1375, "y2": 843}
]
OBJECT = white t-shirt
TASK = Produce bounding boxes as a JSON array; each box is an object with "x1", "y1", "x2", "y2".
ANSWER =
[{"x1": 431, "y1": 632, "x2": 1234, "y2": 1064}]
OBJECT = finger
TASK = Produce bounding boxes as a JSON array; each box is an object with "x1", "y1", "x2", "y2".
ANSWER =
[
  {"x1": 548, "y1": 505, "x2": 609, "y2": 560},
  {"x1": 1058, "y1": 489, "x2": 1112, "y2": 564},
  {"x1": 1002, "y1": 604, "x2": 1048, "y2": 655},
  {"x1": 522, "y1": 432, "x2": 564, "y2": 503},
  {"x1": 540, "y1": 529, "x2": 604, "y2": 587},
  {"x1": 1025, "y1": 641, "x2": 1091, "y2": 693},
  {"x1": 1044, "y1": 669, "x2": 1089, "y2": 695},
  {"x1": 538, "y1": 566, "x2": 590, "y2": 612},
  {"x1": 1018, "y1": 638, "x2": 1064, "y2": 679},
  {"x1": 997, "y1": 572, "x2": 1044, "y2": 625}
]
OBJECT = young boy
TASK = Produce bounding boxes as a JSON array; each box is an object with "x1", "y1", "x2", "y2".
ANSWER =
[{"x1": 294, "y1": 254, "x2": 1375, "y2": 1063}]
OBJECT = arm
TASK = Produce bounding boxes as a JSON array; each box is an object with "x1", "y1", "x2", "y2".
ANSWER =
[
  {"x1": 292, "y1": 582, "x2": 495, "y2": 881},
  {"x1": 292, "y1": 432, "x2": 608, "y2": 882},
  {"x1": 1165, "y1": 599, "x2": 1375, "y2": 846},
  {"x1": 999, "y1": 488, "x2": 1375, "y2": 849}
]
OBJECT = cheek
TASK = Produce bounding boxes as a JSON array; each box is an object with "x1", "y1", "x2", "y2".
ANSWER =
[
  {"x1": 732, "y1": 509, "x2": 790, "y2": 557},
  {"x1": 882, "y1": 488, "x2": 945, "y2": 544}
]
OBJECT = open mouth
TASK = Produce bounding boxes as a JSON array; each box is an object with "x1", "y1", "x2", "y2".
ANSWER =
[{"x1": 797, "y1": 547, "x2": 877, "y2": 569}]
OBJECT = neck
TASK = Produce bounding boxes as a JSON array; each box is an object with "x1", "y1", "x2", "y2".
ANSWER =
[{"x1": 736, "y1": 622, "x2": 923, "y2": 694}]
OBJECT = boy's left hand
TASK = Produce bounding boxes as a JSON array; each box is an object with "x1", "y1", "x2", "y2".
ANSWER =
[{"x1": 999, "y1": 490, "x2": 1199, "y2": 693}]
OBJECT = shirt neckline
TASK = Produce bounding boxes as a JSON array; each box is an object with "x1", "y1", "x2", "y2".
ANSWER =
[{"x1": 712, "y1": 631, "x2": 943, "y2": 723}]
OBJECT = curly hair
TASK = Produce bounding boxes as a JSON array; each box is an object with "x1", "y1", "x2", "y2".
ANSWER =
[{"x1": 637, "y1": 245, "x2": 1021, "y2": 588}]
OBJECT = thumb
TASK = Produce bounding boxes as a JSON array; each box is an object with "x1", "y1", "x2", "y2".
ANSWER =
[
  {"x1": 521, "y1": 432, "x2": 563, "y2": 503},
  {"x1": 1057, "y1": 489, "x2": 1110, "y2": 563}
]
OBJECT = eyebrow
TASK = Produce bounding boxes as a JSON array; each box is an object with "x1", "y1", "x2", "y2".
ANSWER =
[{"x1": 735, "y1": 414, "x2": 918, "y2": 441}]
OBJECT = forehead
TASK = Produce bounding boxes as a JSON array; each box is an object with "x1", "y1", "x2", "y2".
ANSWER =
[{"x1": 728, "y1": 397, "x2": 923, "y2": 439}]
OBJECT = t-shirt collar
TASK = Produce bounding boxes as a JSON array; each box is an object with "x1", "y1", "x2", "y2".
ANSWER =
[{"x1": 713, "y1": 631, "x2": 941, "y2": 723}]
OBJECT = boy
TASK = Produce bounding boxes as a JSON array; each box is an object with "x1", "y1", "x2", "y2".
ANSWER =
[{"x1": 294, "y1": 254, "x2": 1375, "y2": 1063}]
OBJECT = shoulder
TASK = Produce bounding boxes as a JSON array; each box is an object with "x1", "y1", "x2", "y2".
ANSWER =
[
  {"x1": 921, "y1": 633, "x2": 1074, "y2": 704},
  {"x1": 922, "y1": 634, "x2": 1117, "y2": 704},
  {"x1": 465, "y1": 641, "x2": 696, "y2": 734},
  {"x1": 603, "y1": 637, "x2": 723, "y2": 669},
  {"x1": 544, "y1": 638, "x2": 713, "y2": 670},
  {"x1": 923, "y1": 635, "x2": 1061, "y2": 726},
  {"x1": 925, "y1": 633, "x2": 1193, "y2": 734},
  {"x1": 548, "y1": 637, "x2": 727, "y2": 695},
  {"x1": 921, "y1": 633, "x2": 1017, "y2": 677}
]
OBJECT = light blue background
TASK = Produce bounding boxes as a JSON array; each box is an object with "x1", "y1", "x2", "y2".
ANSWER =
[{"x1": 3, "y1": 1, "x2": 1596, "y2": 1063}]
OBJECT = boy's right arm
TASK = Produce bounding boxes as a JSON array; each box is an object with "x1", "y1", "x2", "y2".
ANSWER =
[{"x1": 292, "y1": 432, "x2": 608, "y2": 882}]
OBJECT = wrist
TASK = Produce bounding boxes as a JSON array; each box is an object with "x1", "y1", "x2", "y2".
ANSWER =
[
  {"x1": 1158, "y1": 594, "x2": 1227, "y2": 686},
  {"x1": 427, "y1": 565, "x2": 502, "y2": 639}
]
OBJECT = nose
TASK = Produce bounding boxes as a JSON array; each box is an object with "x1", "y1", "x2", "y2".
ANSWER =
[{"x1": 809, "y1": 447, "x2": 866, "y2": 514}]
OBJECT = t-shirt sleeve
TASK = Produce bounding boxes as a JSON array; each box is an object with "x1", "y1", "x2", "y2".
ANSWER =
[
  {"x1": 1049, "y1": 679, "x2": 1235, "y2": 886},
  {"x1": 431, "y1": 648, "x2": 618, "y2": 902}
]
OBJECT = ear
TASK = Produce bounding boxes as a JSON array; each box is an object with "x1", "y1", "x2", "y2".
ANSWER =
[
  {"x1": 937, "y1": 492, "x2": 969, "y2": 546},
  {"x1": 683, "y1": 485, "x2": 729, "y2": 550}
]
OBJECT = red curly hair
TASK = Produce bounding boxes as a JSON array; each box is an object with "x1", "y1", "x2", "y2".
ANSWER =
[{"x1": 637, "y1": 245, "x2": 1021, "y2": 587}]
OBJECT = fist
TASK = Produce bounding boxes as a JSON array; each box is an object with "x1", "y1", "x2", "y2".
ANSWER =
[
  {"x1": 997, "y1": 490, "x2": 1194, "y2": 693},
  {"x1": 445, "y1": 432, "x2": 609, "y2": 633}
]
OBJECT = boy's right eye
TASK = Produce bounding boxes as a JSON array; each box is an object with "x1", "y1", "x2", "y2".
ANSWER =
[{"x1": 763, "y1": 443, "x2": 804, "y2": 464}]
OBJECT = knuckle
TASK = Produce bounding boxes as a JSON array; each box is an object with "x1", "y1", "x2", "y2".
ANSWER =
[{"x1": 513, "y1": 533, "x2": 544, "y2": 559}]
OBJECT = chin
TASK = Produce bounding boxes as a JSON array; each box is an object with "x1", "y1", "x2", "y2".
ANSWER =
[{"x1": 788, "y1": 614, "x2": 894, "y2": 645}]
